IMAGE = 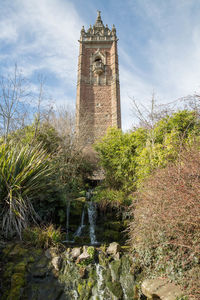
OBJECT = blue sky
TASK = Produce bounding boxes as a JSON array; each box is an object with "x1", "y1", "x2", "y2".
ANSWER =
[{"x1": 1, "y1": 0, "x2": 200, "y2": 130}]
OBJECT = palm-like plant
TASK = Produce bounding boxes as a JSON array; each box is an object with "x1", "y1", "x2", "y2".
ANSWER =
[{"x1": 0, "y1": 142, "x2": 53, "y2": 238}]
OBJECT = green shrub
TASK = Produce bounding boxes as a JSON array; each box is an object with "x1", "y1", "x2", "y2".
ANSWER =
[
  {"x1": 23, "y1": 224, "x2": 63, "y2": 248},
  {"x1": 93, "y1": 186, "x2": 132, "y2": 208},
  {"x1": 0, "y1": 142, "x2": 53, "y2": 238}
]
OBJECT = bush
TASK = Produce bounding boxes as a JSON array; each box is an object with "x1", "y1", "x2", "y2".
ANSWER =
[
  {"x1": 23, "y1": 224, "x2": 63, "y2": 248},
  {"x1": 93, "y1": 186, "x2": 132, "y2": 208},
  {"x1": 95, "y1": 111, "x2": 200, "y2": 192},
  {"x1": 129, "y1": 144, "x2": 200, "y2": 298},
  {"x1": 0, "y1": 142, "x2": 53, "y2": 238}
]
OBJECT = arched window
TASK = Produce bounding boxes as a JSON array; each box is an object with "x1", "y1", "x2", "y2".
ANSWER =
[{"x1": 94, "y1": 56, "x2": 102, "y2": 63}]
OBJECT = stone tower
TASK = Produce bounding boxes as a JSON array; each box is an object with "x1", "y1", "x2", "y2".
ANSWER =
[{"x1": 76, "y1": 11, "x2": 121, "y2": 146}]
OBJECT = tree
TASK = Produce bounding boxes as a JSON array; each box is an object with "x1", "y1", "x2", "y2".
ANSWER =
[{"x1": 0, "y1": 65, "x2": 29, "y2": 142}]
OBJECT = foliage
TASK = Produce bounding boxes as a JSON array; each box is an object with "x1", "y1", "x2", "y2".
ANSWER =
[
  {"x1": 3, "y1": 120, "x2": 95, "y2": 225},
  {"x1": 87, "y1": 246, "x2": 95, "y2": 259},
  {"x1": 95, "y1": 127, "x2": 139, "y2": 191},
  {"x1": 23, "y1": 224, "x2": 63, "y2": 248},
  {"x1": 0, "y1": 142, "x2": 53, "y2": 238},
  {"x1": 129, "y1": 145, "x2": 200, "y2": 299},
  {"x1": 93, "y1": 186, "x2": 132, "y2": 208},
  {"x1": 95, "y1": 110, "x2": 200, "y2": 192}
]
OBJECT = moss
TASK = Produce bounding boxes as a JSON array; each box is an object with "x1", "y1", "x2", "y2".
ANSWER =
[
  {"x1": 35, "y1": 256, "x2": 48, "y2": 268},
  {"x1": 106, "y1": 280, "x2": 123, "y2": 298},
  {"x1": 14, "y1": 261, "x2": 27, "y2": 273},
  {"x1": 27, "y1": 255, "x2": 35, "y2": 263},
  {"x1": 8, "y1": 272, "x2": 26, "y2": 300},
  {"x1": 102, "y1": 268, "x2": 112, "y2": 282},
  {"x1": 98, "y1": 252, "x2": 112, "y2": 267},
  {"x1": 99, "y1": 244, "x2": 107, "y2": 253},
  {"x1": 3, "y1": 262, "x2": 14, "y2": 279},
  {"x1": 87, "y1": 280, "x2": 94, "y2": 289},
  {"x1": 110, "y1": 259, "x2": 121, "y2": 281},
  {"x1": 87, "y1": 246, "x2": 95, "y2": 259},
  {"x1": 78, "y1": 282, "x2": 86, "y2": 296},
  {"x1": 2, "y1": 243, "x2": 15, "y2": 257},
  {"x1": 32, "y1": 248, "x2": 43, "y2": 256},
  {"x1": 88, "y1": 267, "x2": 97, "y2": 281},
  {"x1": 9, "y1": 244, "x2": 28, "y2": 257}
]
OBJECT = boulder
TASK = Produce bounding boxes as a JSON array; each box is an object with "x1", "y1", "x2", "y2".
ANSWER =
[
  {"x1": 45, "y1": 247, "x2": 58, "y2": 259},
  {"x1": 71, "y1": 247, "x2": 81, "y2": 259},
  {"x1": 141, "y1": 278, "x2": 183, "y2": 300},
  {"x1": 51, "y1": 256, "x2": 62, "y2": 271},
  {"x1": 76, "y1": 250, "x2": 90, "y2": 264},
  {"x1": 107, "y1": 242, "x2": 121, "y2": 256}
]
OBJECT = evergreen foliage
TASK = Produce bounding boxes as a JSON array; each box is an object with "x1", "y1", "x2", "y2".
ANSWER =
[
  {"x1": 0, "y1": 142, "x2": 53, "y2": 238},
  {"x1": 95, "y1": 110, "x2": 200, "y2": 194}
]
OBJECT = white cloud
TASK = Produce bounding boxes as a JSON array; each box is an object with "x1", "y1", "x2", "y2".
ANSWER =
[
  {"x1": 0, "y1": 0, "x2": 83, "y2": 85},
  {"x1": 1, "y1": 0, "x2": 200, "y2": 131},
  {"x1": 120, "y1": 0, "x2": 200, "y2": 117}
]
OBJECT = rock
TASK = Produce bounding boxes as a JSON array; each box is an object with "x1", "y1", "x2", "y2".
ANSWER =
[
  {"x1": 51, "y1": 256, "x2": 62, "y2": 271},
  {"x1": 71, "y1": 247, "x2": 81, "y2": 259},
  {"x1": 45, "y1": 247, "x2": 58, "y2": 259},
  {"x1": 141, "y1": 278, "x2": 183, "y2": 300},
  {"x1": 114, "y1": 252, "x2": 120, "y2": 260},
  {"x1": 107, "y1": 242, "x2": 121, "y2": 256},
  {"x1": 83, "y1": 245, "x2": 88, "y2": 252},
  {"x1": 76, "y1": 250, "x2": 90, "y2": 264},
  {"x1": 32, "y1": 267, "x2": 49, "y2": 278}
]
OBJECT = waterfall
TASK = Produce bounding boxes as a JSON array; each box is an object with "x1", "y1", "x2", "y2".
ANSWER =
[
  {"x1": 66, "y1": 200, "x2": 71, "y2": 241},
  {"x1": 74, "y1": 205, "x2": 85, "y2": 237},
  {"x1": 87, "y1": 201, "x2": 97, "y2": 244},
  {"x1": 95, "y1": 264, "x2": 106, "y2": 299}
]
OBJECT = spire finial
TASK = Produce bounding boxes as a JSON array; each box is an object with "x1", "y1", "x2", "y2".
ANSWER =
[
  {"x1": 97, "y1": 10, "x2": 101, "y2": 18},
  {"x1": 95, "y1": 10, "x2": 103, "y2": 27}
]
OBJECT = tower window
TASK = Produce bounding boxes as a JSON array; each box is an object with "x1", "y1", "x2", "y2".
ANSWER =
[{"x1": 95, "y1": 57, "x2": 102, "y2": 63}]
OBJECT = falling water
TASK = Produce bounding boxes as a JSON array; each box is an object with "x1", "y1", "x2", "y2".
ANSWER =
[
  {"x1": 95, "y1": 264, "x2": 106, "y2": 299},
  {"x1": 74, "y1": 205, "x2": 86, "y2": 237},
  {"x1": 87, "y1": 201, "x2": 97, "y2": 244}
]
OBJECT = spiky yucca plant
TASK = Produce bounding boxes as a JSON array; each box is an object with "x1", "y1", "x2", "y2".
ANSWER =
[{"x1": 0, "y1": 142, "x2": 53, "y2": 238}]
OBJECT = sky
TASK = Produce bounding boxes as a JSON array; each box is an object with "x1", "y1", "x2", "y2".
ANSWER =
[{"x1": 1, "y1": 0, "x2": 200, "y2": 130}]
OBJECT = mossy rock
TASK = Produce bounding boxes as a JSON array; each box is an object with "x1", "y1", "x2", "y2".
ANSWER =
[
  {"x1": 8, "y1": 272, "x2": 26, "y2": 300},
  {"x1": 2, "y1": 243, "x2": 15, "y2": 257},
  {"x1": 3, "y1": 262, "x2": 15, "y2": 279},
  {"x1": 14, "y1": 261, "x2": 27, "y2": 273},
  {"x1": 88, "y1": 266, "x2": 97, "y2": 281},
  {"x1": 7, "y1": 243, "x2": 28, "y2": 258},
  {"x1": 110, "y1": 259, "x2": 121, "y2": 281},
  {"x1": 102, "y1": 267, "x2": 112, "y2": 282},
  {"x1": 98, "y1": 252, "x2": 110, "y2": 267},
  {"x1": 106, "y1": 280, "x2": 123, "y2": 298}
]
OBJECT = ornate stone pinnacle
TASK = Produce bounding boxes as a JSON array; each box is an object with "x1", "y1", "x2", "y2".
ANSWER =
[
  {"x1": 95, "y1": 10, "x2": 103, "y2": 27},
  {"x1": 97, "y1": 10, "x2": 101, "y2": 19}
]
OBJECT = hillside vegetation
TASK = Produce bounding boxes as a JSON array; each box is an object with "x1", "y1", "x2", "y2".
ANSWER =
[
  {"x1": 94, "y1": 109, "x2": 200, "y2": 299},
  {"x1": 0, "y1": 69, "x2": 199, "y2": 298}
]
